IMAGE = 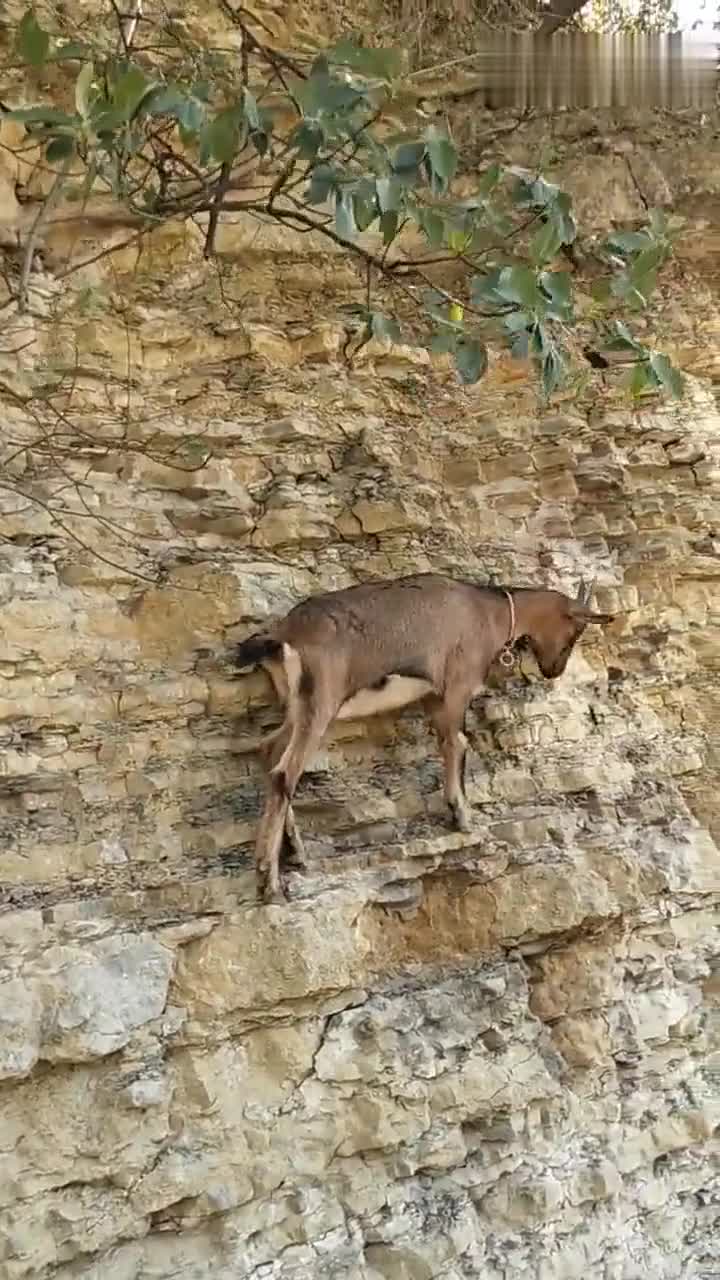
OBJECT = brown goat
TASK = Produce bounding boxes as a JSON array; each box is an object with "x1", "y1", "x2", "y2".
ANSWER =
[{"x1": 233, "y1": 573, "x2": 614, "y2": 903}]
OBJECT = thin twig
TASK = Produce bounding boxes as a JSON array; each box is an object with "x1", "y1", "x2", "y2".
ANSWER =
[
  {"x1": 108, "y1": 0, "x2": 131, "y2": 55},
  {"x1": 204, "y1": 161, "x2": 232, "y2": 257},
  {"x1": 125, "y1": 0, "x2": 143, "y2": 51},
  {"x1": 55, "y1": 229, "x2": 146, "y2": 279},
  {"x1": 0, "y1": 479, "x2": 161, "y2": 584},
  {"x1": 18, "y1": 156, "x2": 72, "y2": 312}
]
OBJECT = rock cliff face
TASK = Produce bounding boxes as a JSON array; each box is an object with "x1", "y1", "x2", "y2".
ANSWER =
[{"x1": 0, "y1": 11, "x2": 719, "y2": 1273}]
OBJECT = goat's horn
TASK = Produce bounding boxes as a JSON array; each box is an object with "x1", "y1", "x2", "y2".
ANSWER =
[
  {"x1": 584, "y1": 578, "x2": 596, "y2": 605},
  {"x1": 575, "y1": 578, "x2": 586, "y2": 603}
]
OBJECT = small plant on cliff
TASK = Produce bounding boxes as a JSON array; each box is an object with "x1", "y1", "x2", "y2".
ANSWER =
[{"x1": 3, "y1": 3, "x2": 685, "y2": 400}]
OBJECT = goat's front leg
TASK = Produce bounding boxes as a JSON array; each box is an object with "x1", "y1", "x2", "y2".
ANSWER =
[
  {"x1": 255, "y1": 707, "x2": 332, "y2": 904},
  {"x1": 426, "y1": 694, "x2": 473, "y2": 833}
]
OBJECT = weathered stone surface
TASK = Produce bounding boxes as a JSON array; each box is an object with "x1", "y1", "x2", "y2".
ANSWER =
[
  {"x1": 0, "y1": 933, "x2": 174, "y2": 1077},
  {"x1": 0, "y1": 11, "x2": 718, "y2": 1277}
]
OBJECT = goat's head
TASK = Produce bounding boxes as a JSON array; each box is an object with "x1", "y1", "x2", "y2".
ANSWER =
[{"x1": 523, "y1": 579, "x2": 615, "y2": 679}]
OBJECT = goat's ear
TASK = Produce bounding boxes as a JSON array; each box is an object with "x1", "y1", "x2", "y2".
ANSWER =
[{"x1": 571, "y1": 605, "x2": 615, "y2": 625}]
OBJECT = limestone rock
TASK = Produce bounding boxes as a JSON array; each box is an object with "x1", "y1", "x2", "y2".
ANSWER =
[
  {"x1": 0, "y1": 934, "x2": 174, "y2": 1077},
  {"x1": 0, "y1": 45, "x2": 719, "y2": 1280}
]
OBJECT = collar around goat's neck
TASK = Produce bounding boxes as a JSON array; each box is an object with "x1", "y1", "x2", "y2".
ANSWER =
[{"x1": 499, "y1": 590, "x2": 516, "y2": 669}]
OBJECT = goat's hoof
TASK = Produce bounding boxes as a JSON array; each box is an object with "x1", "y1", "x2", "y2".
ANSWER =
[
  {"x1": 449, "y1": 802, "x2": 473, "y2": 834},
  {"x1": 261, "y1": 887, "x2": 287, "y2": 906},
  {"x1": 256, "y1": 872, "x2": 287, "y2": 905}
]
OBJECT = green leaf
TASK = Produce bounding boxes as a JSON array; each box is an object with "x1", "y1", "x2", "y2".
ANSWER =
[
  {"x1": 137, "y1": 87, "x2": 204, "y2": 135},
  {"x1": 17, "y1": 10, "x2": 49, "y2": 66},
  {"x1": 471, "y1": 269, "x2": 505, "y2": 307},
  {"x1": 92, "y1": 106, "x2": 132, "y2": 135},
  {"x1": 418, "y1": 209, "x2": 445, "y2": 249},
  {"x1": 75, "y1": 63, "x2": 95, "y2": 119},
  {"x1": 550, "y1": 192, "x2": 576, "y2": 244},
  {"x1": 510, "y1": 330, "x2": 530, "y2": 360},
  {"x1": 496, "y1": 265, "x2": 541, "y2": 310},
  {"x1": 376, "y1": 176, "x2": 402, "y2": 213},
  {"x1": 625, "y1": 361, "x2": 653, "y2": 397},
  {"x1": 629, "y1": 270, "x2": 657, "y2": 306},
  {"x1": 503, "y1": 310, "x2": 531, "y2": 334},
  {"x1": 176, "y1": 97, "x2": 205, "y2": 136},
  {"x1": 145, "y1": 85, "x2": 190, "y2": 118},
  {"x1": 393, "y1": 141, "x2": 426, "y2": 174},
  {"x1": 630, "y1": 243, "x2": 667, "y2": 279},
  {"x1": 250, "y1": 127, "x2": 269, "y2": 157},
  {"x1": 454, "y1": 337, "x2": 488, "y2": 385},
  {"x1": 295, "y1": 70, "x2": 362, "y2": 118},
  {"x1": 649, "y1": 208, "x2": 668, "y2": 238},
  {"x1": 541, "y1": 346, "x2": 565, "y2": 399},
  {"x1": 111, "y1": 65, "x2": 155, "y2": 122},
  {"x1": 200, "y1": 108, "x2": 242, "y2": 163},
  {"x1": 425, "y1": 129, "x2": 457, "y2": 187},
  {"x1": 352, "y1": 178, "x2": 378, "y2": 231},
  {"x1": 608, "y1": 319, "x2": 643, "y2": 351},
  {"x1": 291, "y1": 121, "x2": 322, "y2": 159},
  {"x1": 305, "y1": 163, "x2": 338, "y2": 206},
  {"x1": 335, "y1": 191, "x2": 356, "y2": 241},
  {"x1": 446, "y1": 228, "x2": 469, "y2": 255},
  {"x1": 429, "y1": 332, "x2": 456, "y2": 355},
  {"x1": 607, "y1": 271, "x2": 648, "y2": 308},
  {"x1": 380, "y1": 210, "x2": 399, "y2": 245},
  {"x1": 45, "y1": 134, "x2": 75, "y2": 162},
  {"x1": 540, "y1": 270, "x2": 573, "y2": 320},
  {"x1": 590, "y1": 277, "x2": 613, "y2": 303},
  {"x1": 475, "y1": 162, "x2": 503, "y2": 197},
  {"x1": 511, "y1": 173, "x2": 559, "y2": 211},
  {"x1": 649, "y1": 352, "x2": 684, "y2": 398},
  {"x1": 530, "y1": 219, "x2": 562, "y2": 267},
  {"x1": 371, "y1": 312, "x2": 401, "y2": 342},
  {"x1": 327, "y1": 38, "x2": 402, "y2": 82},
  {"x1": 50, "y1": 41, "x2": 89, "y2": 61},
  {"x1": 606, "y1": 229, "x2": 652, "y2": 256},
  {"x1": 531, "y1": 324, "x2": 550, "y2": 358},
  {"x1": 242, "y1": 88, "x2": 261, "y2": 131},
  {"x1": 614, "y1": 320, "x2": 638, "y2": 344},
  {"x1": 3, "y1": 106, "x2": 77, "y2": 126},
  {"x1": 310, "y1": 53, "x2": 330, "y2": 77}
]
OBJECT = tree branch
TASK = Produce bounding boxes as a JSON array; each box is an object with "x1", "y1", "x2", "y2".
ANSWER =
[
  {"x1": 536, "y1": 0, "x2": 590, "y2": 37},
  {"x1": 18, "y1": 156, "x2": 73, "y2": 312}
]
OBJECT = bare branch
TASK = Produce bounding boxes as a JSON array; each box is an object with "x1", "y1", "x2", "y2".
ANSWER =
[{"x1": 18, "y1": 157, "x2": 73, "y2": 312}]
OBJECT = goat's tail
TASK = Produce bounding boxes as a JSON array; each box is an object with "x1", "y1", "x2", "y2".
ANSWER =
[{"x1": 233, "y1": 633, "x2": 283, "y2": 670}]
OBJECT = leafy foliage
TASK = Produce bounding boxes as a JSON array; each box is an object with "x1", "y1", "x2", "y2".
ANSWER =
[
  {"x1": 580, "y1": 0, "x2": 680, "y2": 33},
  {"x1": 2, "y1": 6, "x2": 685, "y2": 399}
]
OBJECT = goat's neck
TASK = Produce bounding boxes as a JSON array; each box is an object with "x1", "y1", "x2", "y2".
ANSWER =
[{"x1": 507, "y1": 589, "x2": 550, "y2": 641}]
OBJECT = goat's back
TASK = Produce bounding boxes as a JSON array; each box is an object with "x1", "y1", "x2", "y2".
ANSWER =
[{"x1": 273, "y1": 574, "x2": 505, "y2": 689}]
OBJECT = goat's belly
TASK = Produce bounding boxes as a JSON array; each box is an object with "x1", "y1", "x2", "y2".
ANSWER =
[{"x1": 336, "y1": 676, "x2": 434, "y2": 721}]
